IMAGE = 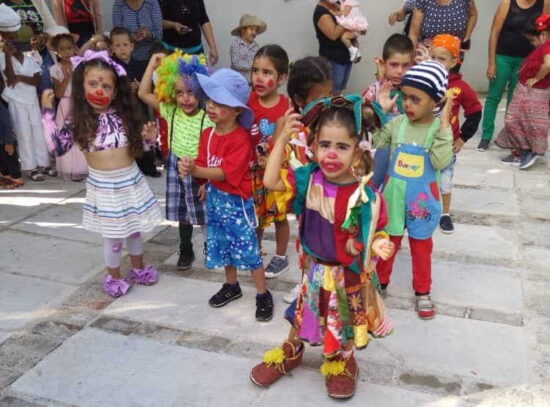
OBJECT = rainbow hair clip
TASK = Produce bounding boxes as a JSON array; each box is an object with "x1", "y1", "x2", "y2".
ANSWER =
[{"x1": 154, "y1": 51, "x2": 209, "y2": 103}]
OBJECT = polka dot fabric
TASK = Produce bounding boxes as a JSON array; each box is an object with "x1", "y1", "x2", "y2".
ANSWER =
[{"x1": 416, "y1": 0, "x2": 470, "y2": 41}]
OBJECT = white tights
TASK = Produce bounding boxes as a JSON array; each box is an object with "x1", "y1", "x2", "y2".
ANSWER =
[{"x1": 103, "y1": 232, "x2": 144, "y2": 268}]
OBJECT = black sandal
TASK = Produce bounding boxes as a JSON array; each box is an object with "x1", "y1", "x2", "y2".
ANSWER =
[
  {"x1": 42, "y1": 167, "x2": 58, "y2": 177},
  {"x1": 30, "y1": 169, "x2": 45, "y2": 181}
]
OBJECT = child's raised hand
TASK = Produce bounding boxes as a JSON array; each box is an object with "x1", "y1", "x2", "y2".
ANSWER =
[
  {"x1": 378, "y1": 81, "x2": 399, "y2": 113},
  {"x1": 178, "y1": 156, "x2": 195, "y2": 177},
  {"x1": 278, "y1": 108, "x2": 302, "y2": 144},
  {"x1": 141, "y1": 121, "x2": 157, "y2": 142},
  {"x1": 41, "y1": 89, "x2": 55, "y2": 110},
  {"x1": 414, "y1": 44, "x2": 430, "y2": 64},
  {"x1": 372, "y1": 238, "x2": 395, "y2": 261},
  {"x1": 149, "y1": 53, "x2": 166, "y2": 70}
]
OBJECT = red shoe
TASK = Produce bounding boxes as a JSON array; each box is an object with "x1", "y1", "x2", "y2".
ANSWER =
[
  {"x1": 322, "y1": 352, "x2": 359, "y2": 399},
  {"x1": 250, "y1": 341, "x2": 304, "y2": 387},
  {"x1": 415, "y1": 295, "x2": 436, "y2": 320}
]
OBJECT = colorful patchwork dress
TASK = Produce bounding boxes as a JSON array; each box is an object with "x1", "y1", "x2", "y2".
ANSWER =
[{"x1": 282, "y1": 163, "x2": 393, "y2": 356}]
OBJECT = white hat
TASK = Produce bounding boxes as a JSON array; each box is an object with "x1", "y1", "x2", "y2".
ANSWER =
[
  {"x1": 45, "y1": 25, "x2": 70, "y2": 37},
  {"x1": 0, "y1": 4, "x2": 21, "y2": 33}
]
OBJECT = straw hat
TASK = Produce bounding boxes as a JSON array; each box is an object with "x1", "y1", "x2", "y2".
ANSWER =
[{"x1": 230, "y1": 14, "x2": 267, "y2": 36}]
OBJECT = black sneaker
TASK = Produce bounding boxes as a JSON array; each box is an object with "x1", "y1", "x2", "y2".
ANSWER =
[
  {"x1": 177, "y1": 250, "x2": 195, "y2": 271},
  {"x1": 477, "y1": 139, "x2": 490, "y2": 151},
  {"x1": 255, "y1": 291, "x2": 274, "y2": 322},
  {"x1": 439, "y1": 215, "x2": 454, "y2": 234},
  {"x1": 209, "y1": 282, "x2": 243, "y2": 307},
  {"x1": 519, "y1": 151, "x2": 540, "y2": 170}
]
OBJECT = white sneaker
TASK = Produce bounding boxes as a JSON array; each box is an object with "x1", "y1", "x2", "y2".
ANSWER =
[
  {"x1": 283, "y1": 283, "x2": 301, "y2": 304},
  {"x1": 348, "y1": 45, "x2": 359, "y2": 62}
]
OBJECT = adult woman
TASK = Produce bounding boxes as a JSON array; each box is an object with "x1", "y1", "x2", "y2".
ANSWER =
[
  {"x1": 313, "y1": 0, "x2": 352, "y2": 95},
  {"x1": 51, "y1": 0, "x2": 103, "y2": 47},
  {"x1": 477, "y1": 0, "x2": 550, "y2": 151},
  {"x1": 159, "y1": 0, "x2": 218, "y2": 65},
  {"x1": 408, "y1": 0, "x2": 478, "y2": 49},
  {"x1": 112, "y1": 0, "x2": 162, "y2": 66}
]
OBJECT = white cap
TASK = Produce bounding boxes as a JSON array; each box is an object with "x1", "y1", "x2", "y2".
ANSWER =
[
  {"x1": 0, "y1": 4, "x2": 21, "y2": 33},
  {"x1": 45, "y1": 25, "x2": 70, "y2": 37}
]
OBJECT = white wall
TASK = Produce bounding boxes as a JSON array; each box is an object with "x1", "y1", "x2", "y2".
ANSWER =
[{"x1": 91, "y1": 0, "x2": 499, "y2": 92}]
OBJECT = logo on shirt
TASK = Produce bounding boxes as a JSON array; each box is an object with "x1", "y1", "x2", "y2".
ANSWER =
[
  {"x1": 208, "y1": 155, "x2": 222, "y2": 168},
  {"x1": 394, "y1": 152, "x2": 424, "y2": 178}
]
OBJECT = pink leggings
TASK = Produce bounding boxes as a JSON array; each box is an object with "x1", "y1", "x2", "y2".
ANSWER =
[{"x1": 103, "y1": 232, "x2": 143, "y2": 268}]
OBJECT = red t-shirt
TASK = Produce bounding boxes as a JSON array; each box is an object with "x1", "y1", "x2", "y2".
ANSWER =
[
  {"x1": 248, "y1": 92, "x2": 290, "y2": 147},
  {"x1": 64, "y1": 0, "x2": 93, "y2": 24},
  {"x1": 448, "y1": 73, "x2": 482, "y2": 140},
  {"x1": 195, "y1": 126, "x2": 253, "y2": 199},
  {"x1": 519, "y1": 40, "x2": 550, "y2": 89}
]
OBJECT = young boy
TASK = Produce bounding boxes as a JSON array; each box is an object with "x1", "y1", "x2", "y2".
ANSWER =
[
  {"x1": 178, "y1": 68, "x2": 273, "y2": 322},
  {"x1": 0, "y1": 4, "x2": 52, "y2": 181},
  {"x1": 430, "y1": 34, "x2": 482, "y2": 234},
  {"x1": 110, "y1": 26, "x2": 160, "y2": 177},
  {"x1": 229, "y1": 14, "x2": 266, "y2": 81},
  {"x1": 373, "y1": 60, "x2": 454, "y2": 320}
]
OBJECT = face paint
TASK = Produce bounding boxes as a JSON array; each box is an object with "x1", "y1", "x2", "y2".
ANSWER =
[
  {"x1": 86, "y1": 91, "x2": 111, "y2": 107},
  {"x1": 111, "y1": 242, "x2": 123, "y2": 253},
  {"x1": 320, "y1": 160, "x2": 344, "y2": 173},
  {"x1": 266, "y1": 79, "x2": 274, "y2": 88}
]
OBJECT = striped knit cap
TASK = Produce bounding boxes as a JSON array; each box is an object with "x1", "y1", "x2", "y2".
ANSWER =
[{"x1": 401, "y1": 60, "x2": 448, "y2": 102}]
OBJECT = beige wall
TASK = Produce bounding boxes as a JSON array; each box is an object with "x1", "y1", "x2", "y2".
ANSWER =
[{"x1": 75, "y1": 0, "x2": 500, "y2": 92}]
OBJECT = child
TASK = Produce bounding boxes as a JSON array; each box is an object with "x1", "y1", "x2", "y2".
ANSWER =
[
  {"x1": 138, "y1": 50, "x2": 213, "y2": 271},
  {"x1": 330, "y1": 0, "x2": 368, "y2": 62},
  {"x1": 230, "y1": 14, "x2": 266, "y2": 81},
  {"x1": 49, "y1": 32, "x2": 88, "y2": 181},
  {"x1": 41, "y1": 50, "x2": 163, "y2": 297},
  {"x1": 0, "y1": 5, "x2": 54, "y2": 181},
  {"x1": 362, "y1": 34, "x2": 415, "y2": 188},
  {"x1": 249, "y1": 44, "x2": 291, "y2": 278},
  {"x1": 177, "y1": 68, "x2": 273, "y2": 322},
  {"x1": 374, "y1": 60, "x2": 454, "y2": 320},
  {"x1": 495, "y1": 14, "x2": 550, "y2": 170},
  {"x1": 430, "y1": 34, "x2": 481, "y2": 233},
  {"x1": 0, "y1": 97, "x2": 23, "y2": 188},
  {"x1": 250, "y1": 97, "x2": 395, "y2": 400},
  {"x1": 110, "y1": 26, "x2": 160, "y2": 178}
]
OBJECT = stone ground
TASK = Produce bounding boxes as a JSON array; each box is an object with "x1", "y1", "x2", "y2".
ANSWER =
[{"x1": 1, "y1": 105, "x2": 550, "y2": 407}]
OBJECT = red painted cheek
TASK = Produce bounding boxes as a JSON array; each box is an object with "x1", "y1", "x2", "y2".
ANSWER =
[{"x1": 267, "y1": 79, "x2": 274, "y2": 88}]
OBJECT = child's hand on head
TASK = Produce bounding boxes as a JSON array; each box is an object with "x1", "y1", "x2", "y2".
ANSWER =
[
  {"x1": 415, "y1": 44, "x2": 430, "y2": 64},
  {"x1": 178, "y1": 157, "x2": 195, "y2": 177},
  {"x1": 141, "y1": 121, "x2": 157, "y2": 142},
  {"x1": 378, "y1": 81, "x2": 399, "y2": 113},
  {"x1": 41, "y1": 89, "x2": 55, "y2": 110},
  {"x1": 277, "y1": 108, "x2": 302, "y2": 144},
  {"x1": 372, "y1": 238, "x2": 395, "y2": 261}
]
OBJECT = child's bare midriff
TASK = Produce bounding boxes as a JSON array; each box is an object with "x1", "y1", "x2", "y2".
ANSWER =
[{"x1": 85, "y1": 147, "x2": 134, "y2": 171}]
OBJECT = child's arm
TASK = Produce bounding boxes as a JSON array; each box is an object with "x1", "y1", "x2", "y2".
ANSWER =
[
  {"x1": 431, "y1": 98, "x2": 454, "y2": 169},
  {"x1": 40, "y1": 89, "x2": 76, "y2": 157},
  {"x1": 3, "y1": 43, "x2": 18, "y2": 87},
  {"x1": 15, "y1": 73, "x2": 41, "y2": 87},
  {"x1": 138, "y1": 53, "x2": 164, "y2": 111},
  {"x1": 52, "y1": 64, "x2": 72, "y2": 99},
  {"x1": 388, "y1": 7, "x2": 407, "y2": 25},
  {"x1": 179, "y1": 156, "x2": 225, "y2": 181},
  {"x1": 455, "y1": 83, "x2": 482, "y2": 152},
  {"x1": 264, "y1": 109, "x2": 302, "y2": 191},
  {"x1": 525, "y1": 54, "x2": 550, "y2": 88}
]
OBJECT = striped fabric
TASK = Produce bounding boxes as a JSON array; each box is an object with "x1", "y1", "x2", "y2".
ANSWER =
[
  {"x1": 401, "y1": 60, "x2": 448, "y2": 101},
  {"x1": 83, "y1": 162, "x2": 162, "y2": 238}
]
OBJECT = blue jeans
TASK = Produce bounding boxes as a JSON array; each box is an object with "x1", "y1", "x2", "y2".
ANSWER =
[{"x1": 330, "y1": 60, "x2": 352, "y2": 95}]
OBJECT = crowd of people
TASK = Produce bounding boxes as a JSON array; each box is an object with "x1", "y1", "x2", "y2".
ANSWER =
[{"x1": 0, "y1": 0, "x2": 549, "y2": 401}]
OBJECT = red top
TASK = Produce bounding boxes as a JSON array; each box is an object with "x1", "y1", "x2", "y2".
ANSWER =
[
  {"x1": 519, "y1": 40, "x2": 550, "y2": 89},
  {"x1": 248, "y1": 92, "x2": 290, "y2": 147},
  {"x1": 64, "y1": 0, "x2": 93, "y2": 24},
  {"x1": 195, "y1": 126, "x2": 253, "y2": 199},
  {"x1": 448, "y1": 73, "x2": 482, "y2": 140}
]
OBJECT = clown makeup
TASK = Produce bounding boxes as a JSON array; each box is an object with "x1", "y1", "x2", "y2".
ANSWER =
[
  {"x1": 84, "y1": 66, "x2": 116, "y2": 113},
  {"x1": 205, "y1": 100, "x2": 240, "y2": 133},
  {"x1": 315, "y1": 123, "x2": 359, "y2": 184},
  {"x1": 430, "y1": 46, "x2": 458, "y2": 72},
  {"x1": 402, "y1": 85, "x2": 437, "y2": 124},
  {"x1": 252, "y1": 55, "x2": 286, "y2": 105},
  {"x1": 174, "y1": 79, "x2": 199, "y2": 115}
]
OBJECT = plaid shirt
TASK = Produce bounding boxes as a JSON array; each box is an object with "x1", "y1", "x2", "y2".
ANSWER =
[{"x1": 230, "y1": 37, "x2": 259, "y2": 81}]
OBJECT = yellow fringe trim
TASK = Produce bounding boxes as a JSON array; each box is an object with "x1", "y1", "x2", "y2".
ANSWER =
[
  {"x1": 320, "y1": 360, "x2": 346, "y2": 377},
  {"x1": 263, "y1": 347, "x2": 285, "y2": 366}
]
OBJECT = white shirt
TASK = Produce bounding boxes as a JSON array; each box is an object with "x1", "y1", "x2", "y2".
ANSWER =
[{"x1": 0, "y1": 52, "x2": 41, "y2": 104}]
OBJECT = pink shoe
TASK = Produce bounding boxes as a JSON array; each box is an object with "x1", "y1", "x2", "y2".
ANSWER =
[
  {"x1": 103, "y1": 274, "x2": 131, "y2": 297},
  {"x1": 129, "y1": 265, "x2": 158, "y2": 285}
]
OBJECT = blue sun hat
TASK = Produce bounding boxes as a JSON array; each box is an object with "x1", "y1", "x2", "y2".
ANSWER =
[{"x1": 193, "y1": 68, "x2": 253, "y2": 129}]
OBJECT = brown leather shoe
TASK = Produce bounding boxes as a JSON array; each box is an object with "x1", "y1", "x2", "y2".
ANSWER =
[
  {"x1": 322, "y1": 352, "x2": 359, "y2": 399},
  {"x1": 250, "y1": 341, "x2": 304, "y2": 387}
]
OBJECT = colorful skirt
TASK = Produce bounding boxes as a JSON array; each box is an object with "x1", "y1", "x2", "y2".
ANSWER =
[
  {"x1": 293, "y1": 255, "x2": 393, "y2": 357},
  {"x1": 495, "y1": 83, "x2": 550, "y2": 155},
  {"x1": 251, "y1": 165, "x2": 287, "y2": 229},
  {"x1": 83, "y1": 162, "x2": 163, "y2": 238}
]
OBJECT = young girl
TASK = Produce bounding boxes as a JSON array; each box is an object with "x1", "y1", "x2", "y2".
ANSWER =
[
  {"x1": 41, "y1": 50, "x2": 163, "y2": 297},
  {"x1": 250, "y1": 97, "x2": 395, "y2": 400},
  {"x1": 138, "y1": 50, "x2": 213, "y2": 271},
  {"x1": 495, "y1": 14, "x2": 550, "y2": 170},
  {"x1": 49, "y1": 32, "x2": 88, "y2": 181},
  {"x1": 177, "y1": 68, "x2": 273, "y2": 322},
  {"x1": 329, "y1": 0, "x2": 368, "y2": 62},
  {"x1": 249, "y1": 44, "x2": 291, "y2": 279}
]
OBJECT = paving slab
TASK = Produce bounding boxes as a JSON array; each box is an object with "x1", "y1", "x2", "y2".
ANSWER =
[
  {"x1": 103, "y1": 276, "x2": 528, "y2": 386},
  {"x1": 0, "y1": 335, "x2": 9, "y2": 347},
  {"x1": 452, "y1": 165, "x2": 514, "y2": 190},
  {"x1": 0, "y1": 273, "x2": 75, "y2": 332},
  {"x1": 451, "y1": 187, "x2": 519, "y2": 217},
  {"x1": 521, "y1": 196, "x2": 550, "y2": 221},
  {"x1": 515, "y1": 171, "x2": 550, "y2": 199},
  {"x1": 0, "y1": 230, "x2": 104, "y2": 285},
  {"x1": 387, "y1": 256, "x2": 522, "y2": 315}
]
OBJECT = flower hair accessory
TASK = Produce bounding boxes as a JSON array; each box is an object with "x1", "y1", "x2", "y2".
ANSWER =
[
  {"x1": 535, "y1": 14, "x2": 550, "y2": 32},
  {"x1": 71, "y1": 50, "x2": 127, "y2": 77},
  {"x1": 358, "y1": 138, "x2": 373, "y2": 153}
]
